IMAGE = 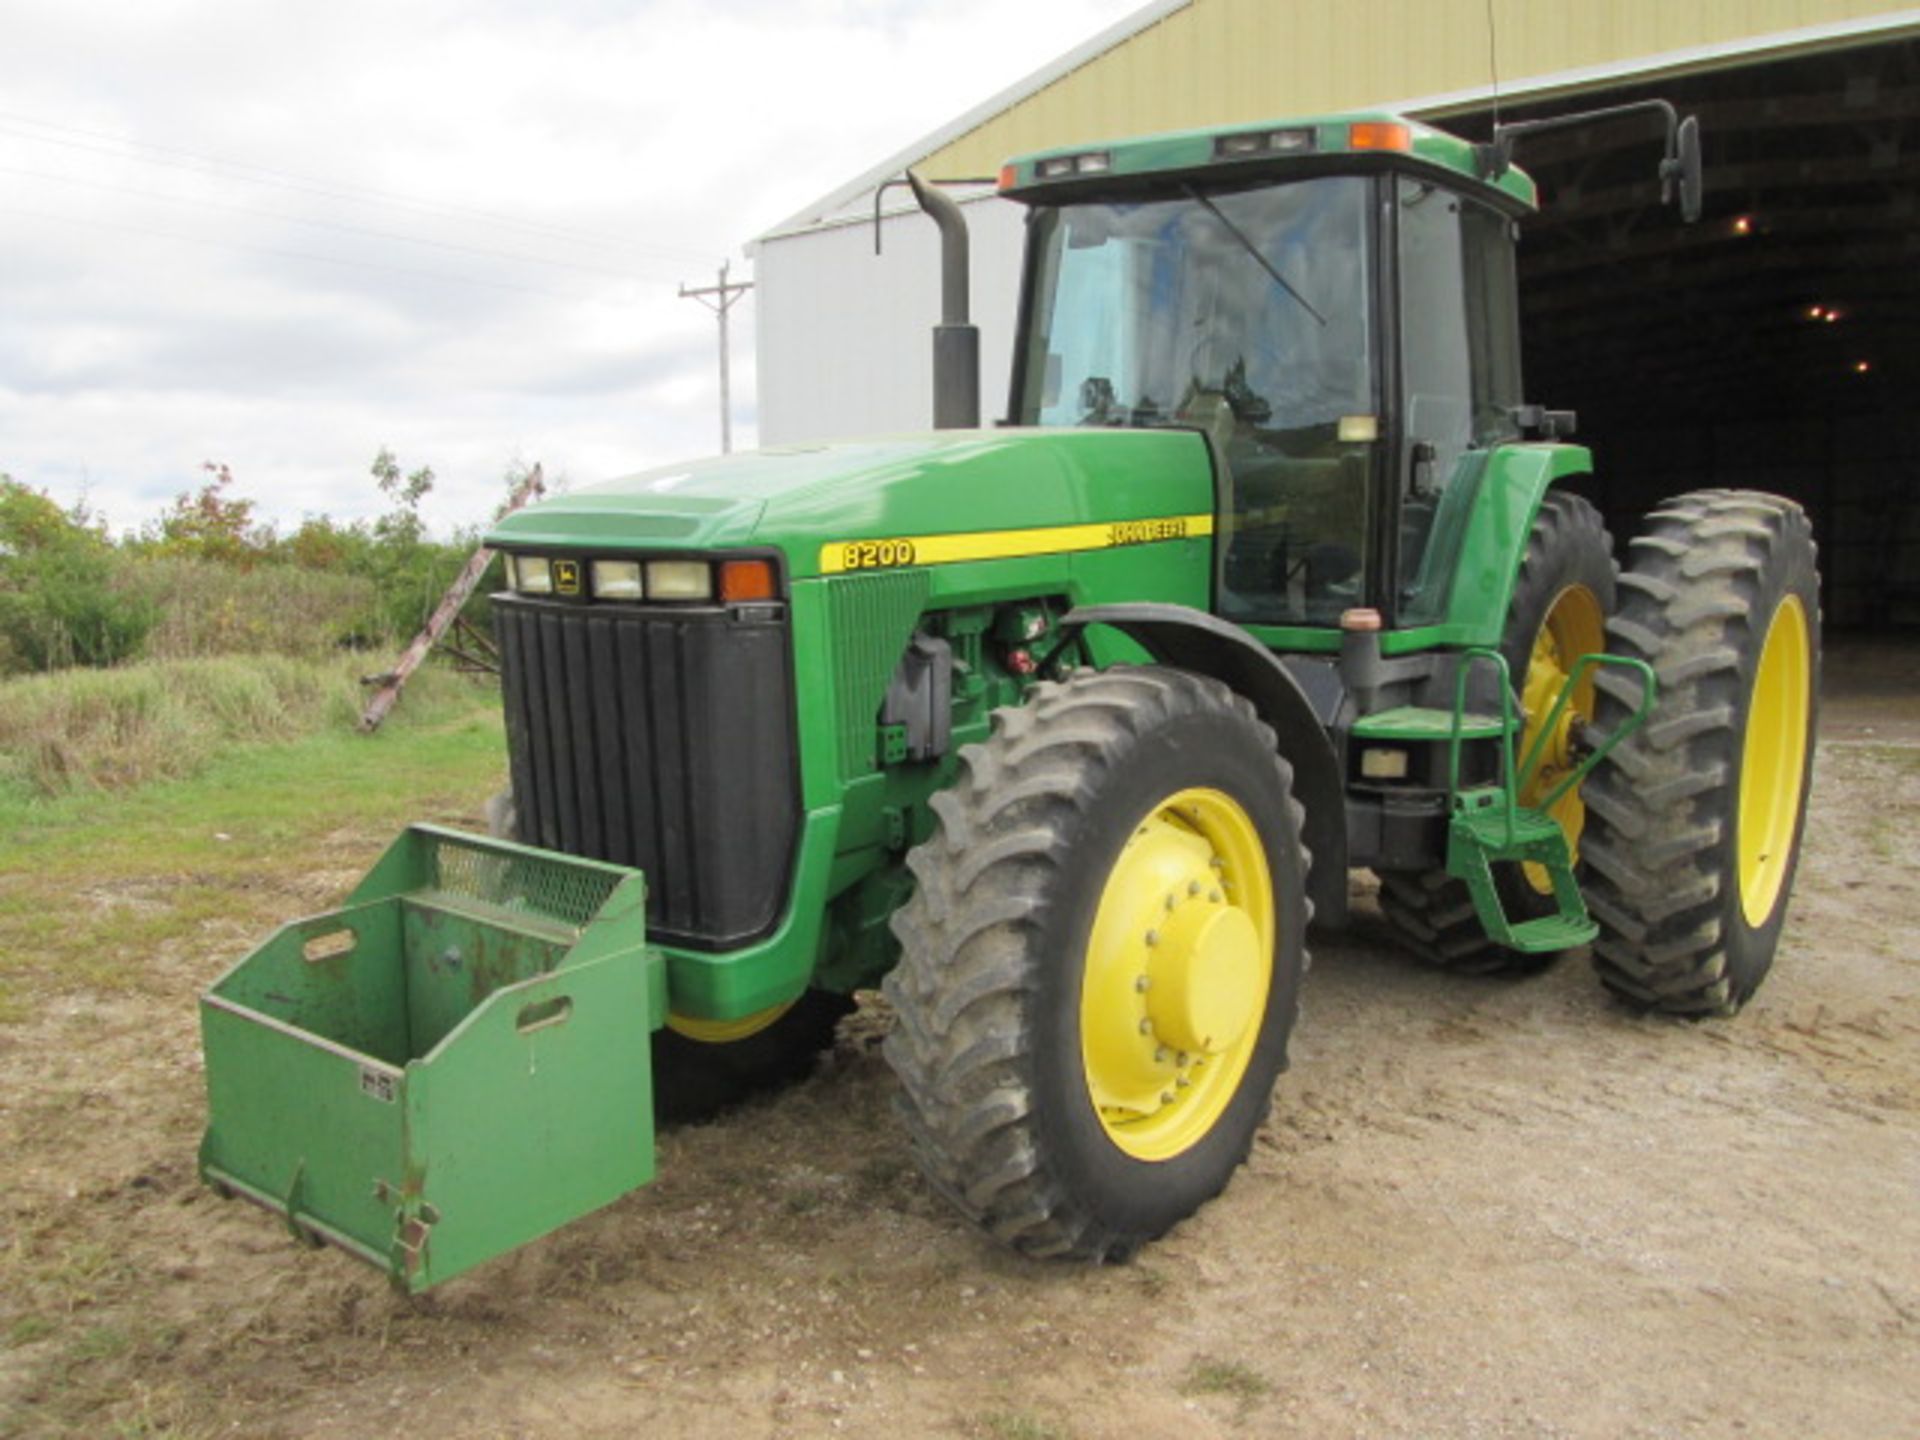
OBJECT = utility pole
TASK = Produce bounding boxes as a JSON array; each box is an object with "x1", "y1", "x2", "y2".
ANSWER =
[{"x1": 679, "y1": 261, "x2": 754, "y2": 453}]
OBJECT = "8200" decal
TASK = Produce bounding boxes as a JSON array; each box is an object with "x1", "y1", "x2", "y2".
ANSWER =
[{"x1": 837, "y1": 538, "x2": 918, "y2": 570}]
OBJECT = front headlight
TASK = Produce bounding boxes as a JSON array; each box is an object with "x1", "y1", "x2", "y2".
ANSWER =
[
  {"x1": 591, "y1": 560, "x2": 644, "y2": 600},
  {"x1": 513, "y1": 555, "x2": 553, "y2": 594},
  {"x1": 646, "y1": 560, "x2": 713, "y2": 601}
]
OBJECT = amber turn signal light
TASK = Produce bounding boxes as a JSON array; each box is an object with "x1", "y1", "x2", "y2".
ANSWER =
[
  {"x1": 1348, "y1": 122, "x2": 1412, "y2": 152},
  {"x1": 719, "y1": 559, "x2": 777, "y2": 603}
]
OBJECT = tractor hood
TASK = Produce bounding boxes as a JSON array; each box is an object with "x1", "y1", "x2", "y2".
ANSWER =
[{"x1": 486, "y1": 428, "x2": 1214, "y2": 579}]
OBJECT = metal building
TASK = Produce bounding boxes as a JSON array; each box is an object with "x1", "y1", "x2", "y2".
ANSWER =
[{"x1": 751, "y1": 0, "x2": 1920, "y2": 623}]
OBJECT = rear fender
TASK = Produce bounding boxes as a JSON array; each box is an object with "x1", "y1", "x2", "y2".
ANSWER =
[{"x1": 1060, "y1": 603, "x2": 1347, "y2": 927}]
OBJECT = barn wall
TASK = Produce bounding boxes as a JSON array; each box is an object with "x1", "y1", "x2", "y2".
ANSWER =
[
  {"x1": 917, "y1": 0, "x2": 1918, "y2": 178},
  {"x1": 755, "y1": 198, "x2": 1027, "y2": 445}
]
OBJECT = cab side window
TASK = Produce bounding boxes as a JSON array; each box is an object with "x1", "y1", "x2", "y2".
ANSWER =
[{"x1": 1396, "y1": 182, "x2": 1523, "y2": 624}]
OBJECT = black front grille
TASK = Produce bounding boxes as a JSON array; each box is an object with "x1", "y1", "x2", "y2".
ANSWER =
[{"x1": 495, "y1": 596, "x2": 800, "y2": 949}]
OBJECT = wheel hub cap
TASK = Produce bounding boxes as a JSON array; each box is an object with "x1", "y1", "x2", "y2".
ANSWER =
[
  {"x1": 1146, "y1": 902, "x2": 1260, "y2": 1055},
  {"x1": 1080, "y1": 788, "x2": 1275, "y2": 1162}
]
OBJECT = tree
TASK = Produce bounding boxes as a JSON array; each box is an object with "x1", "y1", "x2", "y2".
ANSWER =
[{"x1": 146, "y1": 462, "x2": 273, "y2": 566}]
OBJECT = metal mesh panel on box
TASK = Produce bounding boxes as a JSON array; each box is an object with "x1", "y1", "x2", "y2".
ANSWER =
[{"x1": 426, "y1": 832, "x2": 622, "y2": 932}]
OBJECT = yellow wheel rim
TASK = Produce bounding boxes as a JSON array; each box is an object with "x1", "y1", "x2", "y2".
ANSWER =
[
  {"x1": 1518, "y1": 584, "x2": 1607, "y2": 894},
  {"x1": 1080, "y1": 787, "x2": 1274, "y2": 1162},
  {"x1": 666, "y1": 998, "x2": 796, "y2": 1044},
  {"x1": 1738, "y1": 595, "x2": 1811, "y2": 927}
]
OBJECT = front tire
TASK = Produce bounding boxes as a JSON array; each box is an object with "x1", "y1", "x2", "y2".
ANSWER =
[
  {"x1": 883, "y1": 667, "x2": 1309, "y2": 1260},
  {"x1": 485, "y1": 783, "x2": 852, "y2": 1119},
  {"x1": 653, "y1": 991, "x2": 856, "y2": 1123},
  {"x1": 1583, "y1": 490, "x2": 1820, "y2": 1015}
]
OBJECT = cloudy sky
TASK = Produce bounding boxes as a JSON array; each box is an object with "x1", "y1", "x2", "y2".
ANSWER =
[{"x1": 0, "y1": 0, "x2": 1141, "y2": 537}]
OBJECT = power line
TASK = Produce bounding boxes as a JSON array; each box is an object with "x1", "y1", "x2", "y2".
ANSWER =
[
  {"x1": 0, "y1": 161, "x2": 685, "y2": 284},
  {"x1": 0, "y1": 202, "x2": 622, "y2": 303},
  {"x1": 0, "y1": 108, "x2": 715, "y2": 264}
]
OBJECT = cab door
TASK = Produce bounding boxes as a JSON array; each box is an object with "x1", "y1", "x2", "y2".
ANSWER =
[{"x1": 1393, "y1": 177, "x2": 1525, "y2": 625}]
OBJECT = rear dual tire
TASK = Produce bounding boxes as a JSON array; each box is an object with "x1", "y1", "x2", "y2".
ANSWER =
[
  {"x1": 1378, "y1": 491, "x2": 1615, "y2": 974},
  {"x1": 1582, "y1": 490, "x2": 1820, "y2": 1015}
]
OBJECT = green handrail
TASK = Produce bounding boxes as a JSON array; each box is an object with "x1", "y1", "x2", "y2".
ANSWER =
[
  {"x1": 1447, "y1": 648, "x2": 1659, "y2": 848},
  {"x1": 1448, "y1": 647, "x2": 1520, "y2": 844}
]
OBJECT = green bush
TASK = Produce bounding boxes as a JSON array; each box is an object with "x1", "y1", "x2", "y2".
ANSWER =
[
  {"x1": 127, "y1": 557, "x2": 376, "y2": 660},
  {"x1": 0, "y1": 546, "x2": 158, "y2": 672},
  {"x1": 0, "y1": 479, "x2": 158, "y2": 674}
]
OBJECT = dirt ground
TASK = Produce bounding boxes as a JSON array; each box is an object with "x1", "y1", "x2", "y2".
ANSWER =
[{"x1": 3, "y1": 640, "x2": 1917, "y2": 1439}]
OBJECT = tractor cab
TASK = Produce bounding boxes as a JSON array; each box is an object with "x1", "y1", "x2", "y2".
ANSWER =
[{"x1": 1001, "y1": 115, "x2": 1535, "y2": 634}]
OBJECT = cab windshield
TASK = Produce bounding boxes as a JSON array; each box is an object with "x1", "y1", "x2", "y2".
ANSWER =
[{"x1": 1015, "y1": 176, "x2": 1378, "y2": 626}]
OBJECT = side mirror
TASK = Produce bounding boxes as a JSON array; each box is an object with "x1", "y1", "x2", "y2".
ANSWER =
[{"x1": 1666, "y1": 114, "x2": 1703, "y2": 224}]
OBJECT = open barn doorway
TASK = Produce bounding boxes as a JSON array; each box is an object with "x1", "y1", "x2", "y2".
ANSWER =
[{"x1": 1445, "y1": 34, "x2": 1919, "y2": 629}]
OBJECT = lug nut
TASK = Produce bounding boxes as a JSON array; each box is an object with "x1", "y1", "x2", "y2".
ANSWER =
[
  {"x1": 1139, "y1": 1019, "x2": 1153, "y2": 1035},
  {"x1": 1144, "y1": 929, "x2": 1159, "y2": 947},
  {"x1": 1135, "y1": 975, "x2": 1151, "y2": 992},
  {"x1": 1188, "y1": 880, "x2": 1202, "y2": 897}
]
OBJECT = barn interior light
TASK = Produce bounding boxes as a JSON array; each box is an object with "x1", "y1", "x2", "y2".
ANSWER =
[
  {"x1": 1855, "y1": 361, "x2": 1872, "y2": 374},
  {"x1": 1732, "y1": 215, "x2": 1755, "y2": 236},
  {"x1": 1807, "y1": 305, "x2": 1826, "y2": 320}
]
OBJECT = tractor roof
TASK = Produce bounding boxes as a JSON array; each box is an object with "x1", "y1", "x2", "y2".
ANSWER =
[{"x1": 998, "y1": 111, "x2": 1537, "y2": 211}]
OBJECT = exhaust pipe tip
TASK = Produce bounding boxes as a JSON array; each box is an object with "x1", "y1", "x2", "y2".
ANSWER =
[{"x1": 907, "y1": 169, "x2": 980, "y2": 430}]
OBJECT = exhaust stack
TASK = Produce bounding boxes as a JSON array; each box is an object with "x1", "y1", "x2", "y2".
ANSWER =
[{"x1": 906, "y1": 170, "x2": 980, "y2": 429}]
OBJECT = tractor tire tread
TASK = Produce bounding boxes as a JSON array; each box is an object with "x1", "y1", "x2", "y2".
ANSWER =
[
  {"x1": 1583, "y1": 489, "x2": 1819, "y2": 1016},
  {"x1": 881, "y1": 666, "x2": 1307, "y2": 1261},
  {"x1": 1377, "y1": 490, "x2": 1614, "y2": 976}
]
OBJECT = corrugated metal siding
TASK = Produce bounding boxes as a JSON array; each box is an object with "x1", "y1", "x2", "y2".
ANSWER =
[
  {"x1": 918, "y1": 0, "x2": 1916, "y2": 176},
  {"x1": 755, "y1": 197, "x2": 1027, "y2": 444}
]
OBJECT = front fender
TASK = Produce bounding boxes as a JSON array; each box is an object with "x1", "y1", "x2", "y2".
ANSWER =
[{"x1": 1061, "y1": 603, "x2": 1347, "y2": 928}]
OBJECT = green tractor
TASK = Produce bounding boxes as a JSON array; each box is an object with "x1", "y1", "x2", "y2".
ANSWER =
[{"x1": 199, "y1": 102, "x2": 1820, "y2": 1288}]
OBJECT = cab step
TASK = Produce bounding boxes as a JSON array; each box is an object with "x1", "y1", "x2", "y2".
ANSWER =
[{"x1": 1438, "y1": 649, "x2": 1657, "y2": 957}]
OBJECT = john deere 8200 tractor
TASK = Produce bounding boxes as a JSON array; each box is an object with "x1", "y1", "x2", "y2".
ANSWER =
[{"x1": 200, "y1": 103, "x2": 1820, "y2": 1288}]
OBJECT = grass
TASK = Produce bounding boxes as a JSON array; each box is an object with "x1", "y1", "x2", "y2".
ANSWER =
[
  {"x1": 0, "y1": 652, "x2": 477, "y2": 797},
  {"x1": 0, "y1": 683, "x2": 506, "y2": 1437},
  {"x1": 1180, "y1": 1355, "x2": 1272, "y2": 1409},
  {"x1": 975, "y1": 1413, "x2": 1073, "y2": 1440},
  {"x1": 0, "y1": 675, "x2": 505, "y2": 1021}
]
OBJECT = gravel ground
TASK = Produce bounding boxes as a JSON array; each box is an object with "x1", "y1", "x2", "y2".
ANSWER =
[{"x1": 2, "y1": 640, "x2": 1914, "y2": 1440}]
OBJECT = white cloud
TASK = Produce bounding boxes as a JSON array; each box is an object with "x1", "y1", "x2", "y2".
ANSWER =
[{"x1": 0, "y1": 0, "x2": 1143, "y2": 536}]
